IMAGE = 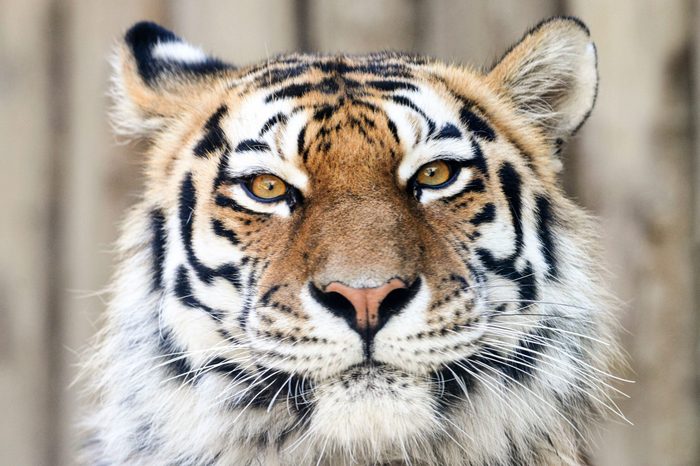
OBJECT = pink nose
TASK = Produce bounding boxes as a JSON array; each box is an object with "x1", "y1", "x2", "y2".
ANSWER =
[{"x1": 324, "y1": 279, "x2": 407, "y2": 331}]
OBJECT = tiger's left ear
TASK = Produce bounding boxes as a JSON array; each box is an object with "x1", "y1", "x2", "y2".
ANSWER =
[
  {"x1": 110, "y1": 21, "x2": 235, "y2": 138},
  {"x1": 487, "y1": 17, "x2": 598, "y2": 142}
]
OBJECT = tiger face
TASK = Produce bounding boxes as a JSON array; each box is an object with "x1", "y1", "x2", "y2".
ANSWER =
[{"x1": 91, "y1": 17, "x2": 620, "y2": 465}]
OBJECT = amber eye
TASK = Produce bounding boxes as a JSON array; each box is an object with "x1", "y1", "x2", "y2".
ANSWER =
[
  {"x1": 415, "y1": 160, "x2": 453, "y2": 187},
  {"x1": 246, "y1": 174, "x2": 288, "y2": 201}
]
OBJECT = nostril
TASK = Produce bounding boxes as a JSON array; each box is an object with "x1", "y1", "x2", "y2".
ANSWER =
[
  {"x1": 377, "y1": 277, "x2": 422, "y2": 325},
  {"x1": 379, "y1": 287, "x2": 412, "y2": 313},
  {"x1": 323, "y1": 291, "x2": 356, "y2": 315},
  {"x1": 308, "y1": 284, "x2": 356, "y2": 327}
]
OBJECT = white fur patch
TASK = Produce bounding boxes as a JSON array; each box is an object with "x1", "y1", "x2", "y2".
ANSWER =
[
  {"x1": 310, "y1": 370, "x2": 437, "y2": 448},
  {"x1": 151, "y1": 40, "x2": 208, "y2": 63}
]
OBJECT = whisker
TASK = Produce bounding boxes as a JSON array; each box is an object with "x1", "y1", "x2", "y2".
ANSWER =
[
  {"x1": 481, "y1": 319, "x2": 611, "y2": 346},
  {"x1": 480, "y1": 336, "x2": 630, "y2": 398},
  {"x1": 482, "y1": 324, "x2": 633, "y2": 383},
  {"x1": 439, "y1": 351, "x2": 537, "y2": 431},
  {"x1": 430, "y1": 411, "x2": 474, "y2": 455},
  {"x1": 466, "y1": 356, "x2": 587, "y2": 439},
  {"x1": 482, "y1": 298, "x2": 594, "y2": 312},
  {"x1": 476, "y1": 346, "x2": 630, "y2": 423}
]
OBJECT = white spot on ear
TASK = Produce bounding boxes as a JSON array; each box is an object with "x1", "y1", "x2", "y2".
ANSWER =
[
  {"x1": 585, "y1": 42, "x2": 595, "y2": 56},
  {"x1": 152, "y1": 41, "x2": 208, "y2": 64}
]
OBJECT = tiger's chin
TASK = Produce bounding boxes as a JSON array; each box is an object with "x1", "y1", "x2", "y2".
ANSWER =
[{"x1": 309, "y1": 365, "x2": 437, "y2": 450}]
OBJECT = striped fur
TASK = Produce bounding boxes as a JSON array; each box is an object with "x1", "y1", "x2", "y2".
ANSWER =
[{"x1": 82, "y1": 18, "x2": 623, "y2": 465}]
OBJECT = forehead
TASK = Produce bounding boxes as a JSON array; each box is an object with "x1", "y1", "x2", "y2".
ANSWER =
[
  {"x1": 228, "y1": 55, "x2": 460, "y2": 121},
  {"x1": 206, "y1": 54, "x2": 489, "y2": 186}
]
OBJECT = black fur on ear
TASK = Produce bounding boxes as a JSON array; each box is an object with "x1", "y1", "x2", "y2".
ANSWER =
[
  {"x1": 124, "y1": 21, "x2": 233, "y2": 86},
  {"x1": 111, "y1": 21, "x2": 235, "y2": 138}
]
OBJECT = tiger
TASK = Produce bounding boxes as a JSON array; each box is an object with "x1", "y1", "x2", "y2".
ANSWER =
[{"x1": 81, "y1": 16, "x2": 624, "y2": 466}]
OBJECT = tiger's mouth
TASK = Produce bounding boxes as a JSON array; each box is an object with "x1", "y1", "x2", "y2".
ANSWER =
[
  {"x1": 330, "y1": 362, "x2": 419, "y2": 400},
  {"x1": 338, "y1": 361, "x2": 400, "y2": 380}
]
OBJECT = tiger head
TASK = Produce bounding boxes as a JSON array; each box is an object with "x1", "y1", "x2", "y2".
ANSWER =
[{"x1": 98, "y1": 17, "x2": 619, "y2": 465}]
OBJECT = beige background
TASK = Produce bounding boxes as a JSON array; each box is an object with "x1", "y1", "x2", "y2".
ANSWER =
[{"x1": 1, "y1": 1, "x2": 698, "y2": 465}]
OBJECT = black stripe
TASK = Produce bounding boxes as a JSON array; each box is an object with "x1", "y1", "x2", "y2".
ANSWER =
[
  {"x1": 238, "y1": 258, "x2": 260, "y2": 332},
  {"x1": 390, "y1": 95, "x2": 436, "y2": 137},
  {"x1": 386, "y1": 118, "x2": 400, "y2": 144},
  {"x1": 157, "y1": 327, "x2": 196, "y2": 384},
  {"x1": 498, "y1": 163, "x2": 523, "y2": 255},
  {"x1": 179, "y1": 174, "x2": 204, "y2": 279},
  {"x1": 476, "y1": 321, "x2": 552, "y2": 385},
  {"x1": 475, "y1": 248, "x2": 517, "y2": 280},
  {"x1": 252, "y1": 64, "x2": 310, "y2": 87},
  {"x1": 316, "y1": 60, "x2": 411, "y2": 78},
  {"x1": 265, "y1": 83, "x2": 312, "y2": 102},
  {"x1": 470, "y1": 203, "x2": 496, "y2": 226},
  {"x1": 466, "y1": 138, "x2": 489, "y2": 176},
  {"x1": 433, "y1": 123, "x2": 462, "y2": 140},
  {"x1": 517, "y1": 264, "x2": 538, "y2": 302},
  {"x1": 476, "y1": 249, "x2": 539, "y2": 304},
  {"x1": 431, "y1": 357, "x2": 479, "y2": 411},
  {"x1": 316, "y1": 77, "x2": 340, "y2": 94},
  {"x1": 216, "y1": 264, "x2": 243, "y2": 287},
  {"x1": 212, "y1": 219, "x2": 239, "y2": 245},
  {"x1": 460, "y1": 107, "x2": 496, "y2": 141},
  {"x1": 193, "y1": 105, "x2": 230, "y2": 158},
  {"x1": 343, "y1": 79, "x2": 362, "y2": 91},
  {"x1": 179, "y1": 174, "x2": 241, "y2": 287},
  {"x1": 150, "y1": 209, "x2": 167, "y2": 290},
  {"x1": 360, "y1": 114, "x2": 376, "y2": 129},
  {"x1": 174, "y1": 266, "x2": 224, "y2": 321},
  {"x1": 536, "y1": 196, "x2": 558, "y2": 279},
  {"x1": 260, "y1": 284, "x2": 282, "y2": 306},
  {"x1": 202, "y1": 356, "x2": 246, "y2": 380},
  {"x1": 241, "y1": 367, "x2": 315, "y2": 417},
  {"x1": 465, "y1": 178, "x2": 485, "y2": 193},
  {"x1": 213, "y1": 150, "x2": 231, "y2": 191},
  {"x1": 313, "y1": 104, "x2": 337, "y2": 121},
  {"x1": 259, "y1": 112, "x2": 288, "y2": 136},
  {"x1": 351, "y1": 99, "x2": 381, "y2": 113},
  {"x1": 235, "y1": 139, "x2": 270, "y2": 152},
  {"x1": 366, "y1": 80, "x2": 419, "y2": 92},
  {"x1": 264, "y1": 77, "x2": 339, "y2": 103},
  {"x1": 346, "y1": 63, "x2": 412, "y2": 78},
  {"x1": 297, "y1": 125, "x2": 307, "y2": 159}
]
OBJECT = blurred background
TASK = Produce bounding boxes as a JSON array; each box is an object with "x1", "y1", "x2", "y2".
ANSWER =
[{"x1": 1, "y1": 0, "x2": 698, "y2": 465}]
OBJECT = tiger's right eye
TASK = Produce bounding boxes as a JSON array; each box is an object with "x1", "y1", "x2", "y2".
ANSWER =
[{"x1": 245, "y1": 174, "x2": 289, "y2": 202}]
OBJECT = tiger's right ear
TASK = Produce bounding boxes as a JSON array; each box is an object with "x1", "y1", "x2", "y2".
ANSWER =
[{"x1": 110, "y1": 21, "x2": 235, "y2": 138}]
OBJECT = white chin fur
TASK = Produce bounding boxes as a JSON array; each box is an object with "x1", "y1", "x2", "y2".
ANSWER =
[{"x1": 309, "y1": 368, "x2": 436, "y2": 450}]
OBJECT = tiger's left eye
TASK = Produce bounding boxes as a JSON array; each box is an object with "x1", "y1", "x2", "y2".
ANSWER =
[
  {"x1": 246, "y1": 174, "x2": 288, "y2": 201},
  {"x1": 415, "y1": 160, "x2": 454, "y2": 187}
]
